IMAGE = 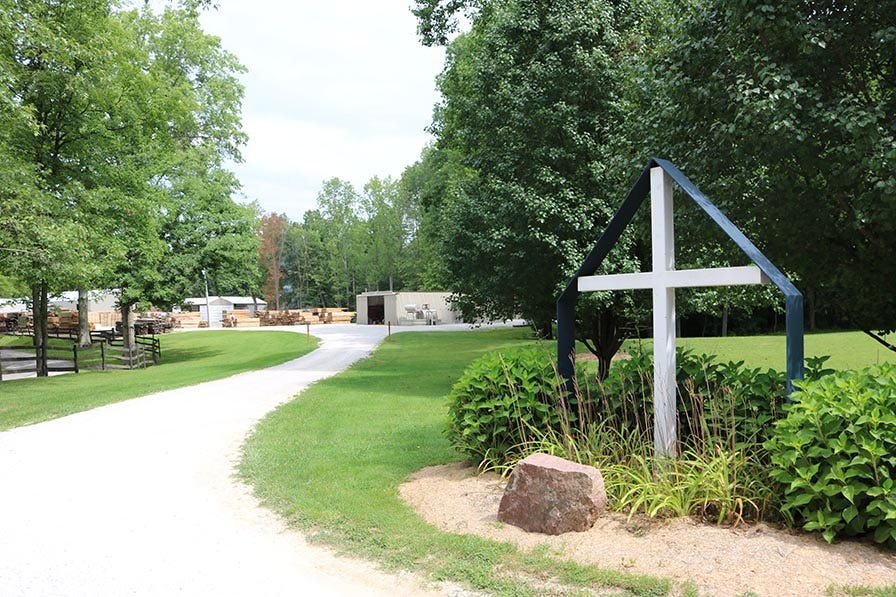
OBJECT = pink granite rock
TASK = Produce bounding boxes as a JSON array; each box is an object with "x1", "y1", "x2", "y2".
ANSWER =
[{"x1": 497, "y1": 452, "x2": 607, "y2": 535}]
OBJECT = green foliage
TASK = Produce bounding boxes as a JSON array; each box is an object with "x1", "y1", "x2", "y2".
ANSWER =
[
  {"x1": 633, "y1": 0, "x2": 896, "y2": 331},
  {"x1": 426, "y1": 0, "x2": 647, "y2": 337},
  {"x1": 582, "y1": 347, "x2": 788, "y2": 452},
  {"x1": 445, "y1": 346, "x2": 567, "y2": 463},
  {"x1": 765, "y1": 364, "x2": 896, "y2": 547},
  {"x1": 827, "y1": 585, "x2": 896, "y2": 597},
  {"x1": 0, "y1": 1, "x2": 249, "y2": 355},
  {"x1": 243, "y1": 328, "x2": 678, "y2": 596},
  {"x1": 605, "y1": 438, "x2": 777, "y2": 524},
  {"x1": 445, "y1": 344, "x2": 790, "y2": 522},
  {"x1": 278, "y1": 176, "x2": 425, "y2": 310}
]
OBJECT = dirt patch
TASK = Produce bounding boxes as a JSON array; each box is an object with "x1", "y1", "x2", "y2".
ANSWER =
[{"x1": 399, "y1": 462, "x2": 896, "y2": 596}]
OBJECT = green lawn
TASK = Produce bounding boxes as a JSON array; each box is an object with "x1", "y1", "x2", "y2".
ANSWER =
[
  {"x1": 243, "y1": 328, "x2": 896, "y2": 596},
  {"x1": 620, "y1": 330, "x2": 896, "y2": 371},
  {"x1": 0, "y1": 330, "x2": 317, "y2": 431},
  {"x1": 241, "y1": 328, "x2": 675, "y2": 596}
]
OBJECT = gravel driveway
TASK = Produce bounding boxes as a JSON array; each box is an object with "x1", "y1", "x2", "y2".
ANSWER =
[{"x1": 0, "y1": 324, "x2": 460, "y2": 596}]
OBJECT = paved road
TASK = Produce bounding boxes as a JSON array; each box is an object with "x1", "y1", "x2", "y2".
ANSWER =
[{"x1": 0, "y1": 325, "x2": 457, "y2": 597}]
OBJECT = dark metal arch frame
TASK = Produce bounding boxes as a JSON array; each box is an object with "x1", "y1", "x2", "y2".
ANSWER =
[{"x1": 556, "y1": 158, "x2": 804, "y2": 393}]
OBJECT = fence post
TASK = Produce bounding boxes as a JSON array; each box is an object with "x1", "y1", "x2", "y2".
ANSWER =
[
  {"x1": 101, "y1": 341, "x2": 106, "y2": 371},
  {"x1": 73, "y1": 344, "x2": 79, "y2": 373}
]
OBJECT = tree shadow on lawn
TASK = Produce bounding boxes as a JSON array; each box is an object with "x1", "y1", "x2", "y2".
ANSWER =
[{"x1": 157, "y1": 346, "x2": 225, "y2": 365}]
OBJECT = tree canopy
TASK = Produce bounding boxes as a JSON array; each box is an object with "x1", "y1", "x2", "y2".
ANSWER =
[
  {"x1": 410, "y1": 0, "x2": 895, "y2": 352},
  {"x1": 411, "y1": 0, "x2": 650, "y2": 359},
  {"x1": 0, "y1": 0, "x2": 252, "y2": 363},
  {"x1": 635, "y1": 0, "x2": 895, "y2": 334}
]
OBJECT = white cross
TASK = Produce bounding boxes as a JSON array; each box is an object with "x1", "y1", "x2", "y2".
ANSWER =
[{"x1": 577, "y1": 167, "x2": 770, "y2": 459}]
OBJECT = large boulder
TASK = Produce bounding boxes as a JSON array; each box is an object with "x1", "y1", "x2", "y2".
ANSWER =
[{"x1": 497, "y1": 452, "x2": 607, "y2": 535}]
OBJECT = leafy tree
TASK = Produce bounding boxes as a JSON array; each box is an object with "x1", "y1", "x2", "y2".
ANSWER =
[
  {"x1": 399, "y1": 146, "x2": 470, "y2": 290},
  {"x1": 155, "y1": 156, "x2": 259, "y2": 308},
  {"x1": 295, "y1": 210, "x2": 342, "y2": 308},
  {"x1": 413, "y1": 0, "x2": 489, "y2": 46},
  {"x1": 0, "y1": 0, "x2": 140, "y2": 367},
  {"x1": 359, "y1": 176, "x2": 408, "y2": 292},
  {"x1": 279, "y1": 220, "x2": 310, "y2": 308},
  {"x1": 111, "y1": 4, "x2": 246, "y2": 347},
  {"x1": 314, "y1": 178, "x2": 366, "y2": 309},
  {"x1": 257, "y1": 212, "x2": 288, "y2": 310},
  {"x1": 418, "y1": 0, "x2": 647, "y2": 351},
  {"x1": 635, "y1": 0, "x2": 896, "y2": 338},
  {"x1": 0, "y1": 1, "x2": 247, "y2": 361}
]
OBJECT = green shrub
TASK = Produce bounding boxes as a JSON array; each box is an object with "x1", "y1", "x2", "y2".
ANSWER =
[
  {"x1": 764, "y1": 364, "x2": 896, "y2": 546},
  {"x1": 448, "y1": 345, "x2": 791, "y2": 468},
  {"x1": 445, "y1": 347, "x2": 568, "y2": 464}
]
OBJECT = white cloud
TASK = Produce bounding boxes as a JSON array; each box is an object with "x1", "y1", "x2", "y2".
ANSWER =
[{"x1": 198, "y1": 2, "x2": 445, "y2": 220}]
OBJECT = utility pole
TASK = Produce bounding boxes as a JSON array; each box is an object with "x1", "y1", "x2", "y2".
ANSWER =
[{"x1": 202, "y1": 269, "x2": 211, "y2": 326}]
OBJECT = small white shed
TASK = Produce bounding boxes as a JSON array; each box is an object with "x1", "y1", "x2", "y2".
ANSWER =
[
  {"x1": 182, "y1": 296, "x2": 267, "y2": 324},
  {"x1": 356, "y1": 291, "x2": 460, "y2": 326}
]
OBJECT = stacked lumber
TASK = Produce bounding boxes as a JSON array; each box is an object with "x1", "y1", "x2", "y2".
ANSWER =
[
  {"x1": 258, "y1": 309, "x2": 308, "y2": 326},
  {"x1": 88, "y1": 311, "x2": 121, "y2": 327},
  {"x1": 138, "y1": 311, "x2": 176, "y2": 333},
  {"x1": 223, "y1": 310, "x2": 260, "y2": 327},
  {"x1": 172, "y1": 312, "x2": 203, "y2": 329},
  {"x1": 258, "y1": 307, "x2": 356, "y2": 326},
  {"x1": 47, "y1": 310, "x2": 93, "y2": 331},
  {"x1": 318, "y1": 307, "x2": 355, "y2": 324}
]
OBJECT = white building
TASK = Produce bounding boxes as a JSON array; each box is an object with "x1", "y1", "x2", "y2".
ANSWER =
[
  {"x1": 1, "y1": 290, "x2": 119, "y2": 314},
  {"x1": 48, "y1": 290, "x2": 119, "y2": 312},
  {"x1": 0, "y1": 299, "x2": 28, "y2": 314},
  {"x1": 182, "y1": 296, "x2": 267, "y2": 324},
  {"x1": 355, "y1": 291, "x2": 461, "y2": 326}
]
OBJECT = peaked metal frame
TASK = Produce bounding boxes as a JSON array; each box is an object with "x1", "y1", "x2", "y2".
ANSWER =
[{"x1": 556, "y1": 158, "x2": 804, "y2": 393}]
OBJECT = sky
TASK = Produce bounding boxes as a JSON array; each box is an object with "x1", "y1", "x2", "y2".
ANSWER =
[{"x1": 197, "y1": 2, "x2": 447, "y2": 221}]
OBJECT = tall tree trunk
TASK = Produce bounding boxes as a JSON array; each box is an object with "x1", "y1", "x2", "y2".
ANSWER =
[
  {"x1": 77, "y1": 286, "x2": 92, "y2": 347},
  {"x1": 32, "y1": 281, "x2": 49, "y2": 377},
  {"x1": 807, "y1": 288, "x2": 817, "y2": 332},
  {"x1": 120, "y1": 301, "x2": 137, "y2": 367},
  {"x1": 532, "y1": 317, "x2": 553, "y2": 341},
  {"x1": 580, "y1": 309, "x2": 625, "y2": 382},
  {"x1": 274, "y1": 272, "x2": 281, "y2": 310},
  {"x1": 721, "y1": 306, "x2": 729, "y2": 337}
]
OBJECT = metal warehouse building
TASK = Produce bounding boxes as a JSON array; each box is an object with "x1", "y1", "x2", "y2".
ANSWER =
[{"x1": 355, "y1": 291, "x2": 461, "y2": 326}]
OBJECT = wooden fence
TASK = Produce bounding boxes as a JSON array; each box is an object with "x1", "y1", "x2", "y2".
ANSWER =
[
  {"x1": 0, "y1": 342, "x2": 78, "y2": 380},
  {"x1": 0, "y1": 334, "x2": 161, "y2": 380}
]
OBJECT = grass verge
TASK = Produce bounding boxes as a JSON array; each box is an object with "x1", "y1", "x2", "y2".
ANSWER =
[
  {"x1": 241, "y1": 328, "x2": 675, "y2": 596},
  {"x1": 675, "y1": 330, "x2": 895, "y2": 371},
  {"x1": 579, "y1": 331, "x2": 894, "y2": 373},
  {"x1": 0, "y1": 330, "x2": 317, "y2": 431}
]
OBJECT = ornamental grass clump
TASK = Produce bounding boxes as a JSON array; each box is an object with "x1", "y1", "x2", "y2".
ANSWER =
[
  {"x1": 583, "y1": 347, "x2": 788, "y2": 453},
  {"x1": 765, "y1": 363, "x2": 896, "y2": 547}
]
